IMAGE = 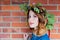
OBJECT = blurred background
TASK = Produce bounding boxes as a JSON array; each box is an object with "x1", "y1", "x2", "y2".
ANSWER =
[{"x1": 0, "y1": 0, "x2": 60, "y2": 40}]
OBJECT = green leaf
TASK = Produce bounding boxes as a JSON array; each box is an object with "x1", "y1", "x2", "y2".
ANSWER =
[
  {"x1": 20, "y1": 3, "x2": 28, "y2": 12},
  {"x1": 48, "y1": 18, "x2": 55, "y2": 24},
  {"x1": 46, "y1": 13, "x2": 55, "y2": 24},
  {"x1": 34, "y1": 7, "x2": 40, "y2": 13},
  {"x1": 46, "y1": 24, "x2": 53, "y2": 30},
  {"x1": 45, "y1": 13, "x2": 55, "y2": 30}
]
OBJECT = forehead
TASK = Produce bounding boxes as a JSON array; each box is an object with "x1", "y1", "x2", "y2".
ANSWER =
[
  {"x1": 29, "y1": 10, "x2": 36, "y2": 15},
  {"x1": 29, "y1": 10, "x2": 44, "y2": 19}
]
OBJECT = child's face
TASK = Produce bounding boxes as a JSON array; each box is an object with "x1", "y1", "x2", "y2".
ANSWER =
[{"x1": 28, "y1": 10, "x2": 38, "y2": 28}]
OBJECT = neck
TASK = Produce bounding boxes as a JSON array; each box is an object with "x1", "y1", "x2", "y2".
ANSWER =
[{"x1": 34, "y1": 27, "x2": 37, "y2": 30}]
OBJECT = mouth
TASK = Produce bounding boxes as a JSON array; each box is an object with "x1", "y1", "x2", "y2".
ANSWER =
[{"x1": 29, "y1": 23, "x2": 34, "y2": 25}]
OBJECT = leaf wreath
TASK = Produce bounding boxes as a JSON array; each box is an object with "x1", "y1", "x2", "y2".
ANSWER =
[
  {"x1": 34, "y1": 7, "x2": 40, "y2": 13},
  {"x1": 20, "y1": 3, "x2": 42, "y2": 14}
]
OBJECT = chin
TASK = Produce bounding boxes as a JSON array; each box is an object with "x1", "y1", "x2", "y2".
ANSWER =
[
  {"x1": 30, "y1": 26, "x2": 35, "y2": 28},
  {"x1": 30, "y1": 28, "x2": 34, "y2": 30},
  {"x1": 29, "y1": 26, "x2": 34, "y2": 28}
]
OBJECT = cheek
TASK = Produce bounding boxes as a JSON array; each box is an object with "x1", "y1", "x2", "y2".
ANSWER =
[
  {"x1": 28, "y1": 17, "x2": 39, "y2": 24},
  {"x1": 28, "y1": 18, "x2": 34, "y2": 22},
  {"x1": 28, "y1": 18, "x2": 30, "y2": 21},
  {"x1": 34, "y1": 18, "x2": 38, "y2": 24},
  {"x1": 28, "y1": 19, "x2": 31, "y2": 24}
]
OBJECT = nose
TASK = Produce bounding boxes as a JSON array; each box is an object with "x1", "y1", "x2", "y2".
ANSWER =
[{"x1": 29, "y1": 17, "x2": 34, "y2": 21}]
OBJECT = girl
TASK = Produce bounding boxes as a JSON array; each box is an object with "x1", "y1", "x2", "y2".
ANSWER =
[
  {"x1": 20, "y1": 3, "x2": 55, "y2": 40},
  {"x1": 27, "y1": 6, "x2": 50, "y2": 40}
]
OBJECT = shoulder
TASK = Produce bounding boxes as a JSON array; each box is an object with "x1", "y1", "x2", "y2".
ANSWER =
[{"x1": 40, "y1": 34, "x2": 50, "y2": 40}]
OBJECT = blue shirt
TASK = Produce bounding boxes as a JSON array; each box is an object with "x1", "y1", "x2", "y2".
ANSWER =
[{"x1": 30, "y1": 33, "x2": 50, "y2": 40}]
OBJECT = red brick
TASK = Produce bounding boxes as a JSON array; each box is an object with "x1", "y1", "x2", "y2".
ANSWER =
[
  {"x1": 12, "y1": 0, "x2": 28, "y2": 4},
  {"x1": 0, "y1": 12, "x2": 10, "y2": 16},
  {"x1": 3, "y1": 28, "x2": 11, "y2": 33},
  {"x1": 12, "y1": 22, "x2": 27, "y2": 27},
  {"x1": 58, "y1": 17, "x2": 60, "y2": 22},
  {"x1": 50, "y1": 34, "x2": 60, "y2": 39},
  {"x1": 50, "y1": 29, "x2": 56, "y2": 33},
  {"x1": 0, "y1": 28, "x2": 2, "y2": 32},
  {"x1": 30, "y1": 0, "x2": 47, "y2": 4},
  {"x1": 0, "y1": 23, "x2": 10, "y2": 27},
  {"x1": 49, "y1": 11, "x2": 60, "y2": 16},
  {"x1": 12, "y1": 34, "x2": 23, "y2": 38},
  {"x1": 11, "y1": 28, "x2": 21, "y2": 32},
  {"x1": 3, "y1": 17, "x2": 20, "y2": 22},
  {"x1": 0, "y1": 6, "x2": 1, "y2": 10},
  {"x1": 58, "y1": 6, "x2": 60, "y2": 10},
  {"x1": 54, "y1": 17, "x2": 57, "y2": 22},
  {"x1": 21, "y1": 28, "x2": 32, "y2": 33},
  {"x1": 1, "y1": 6, "x2": 20, "y2": 10},
  {"x1": 12, "y1": 12, "x2": 26, "y2": 16},
  {"x1": 0, "y1": 1, "x2": 1, "y2": 5},
  {"x1": 3, "y1": 28, "x2": 21, "y2": 33},
  {"x1": 58, "y1": 29, "x2": 60, "y2": 33},
  {"x1": 0, "y1": 0, "x2": 10, "y2": 5},
  {"x1": 20, "y1": 16, "x2": 27, "y2": 22},
  {"x1": 49, "y1": 0, "x2": 60, "y2": 4},
  {"x1": 0, "y1": 17, "x2": 2, "y2": 22},
  {"x1": 43, "y1": 6, "x2": 57, "y2": 10},
  {"x1": 0, "y1": 34, "x2": 10, "y2": 38},
  {"x1": 54, "y1": 23, "x2": 60, "y2": 28}
]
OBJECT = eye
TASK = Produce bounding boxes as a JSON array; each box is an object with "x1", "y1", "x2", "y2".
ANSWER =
[
  {"x1": 29, "y1": 16, "x2": 31, "y2": 18},
  {"x1": 34, "y1": 15, "x2": 37, "y2": 17}
]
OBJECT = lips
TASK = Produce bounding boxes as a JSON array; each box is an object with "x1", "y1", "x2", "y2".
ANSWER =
[{"x1": 29, "y1": 22, "x2": 34, "y2": 25}]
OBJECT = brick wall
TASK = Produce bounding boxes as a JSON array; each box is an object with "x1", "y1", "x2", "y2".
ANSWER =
[{"x1": 0, "y1": 0, "x2": 60, "y2": 40}]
